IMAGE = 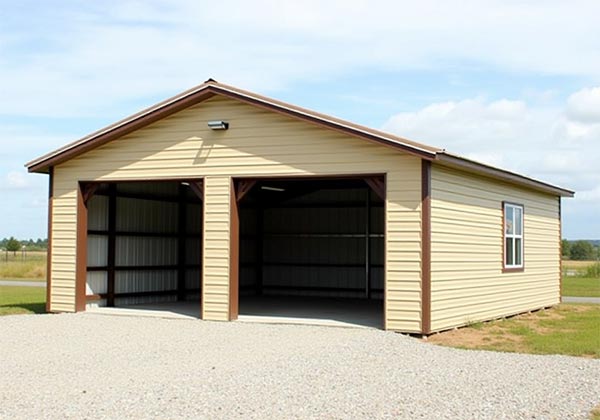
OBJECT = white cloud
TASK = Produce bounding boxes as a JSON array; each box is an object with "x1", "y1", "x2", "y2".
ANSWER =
[
  {"x1": 5, "y1": 171, "x2": 29, "y2": 189},
  {"x1": 382, "y1": 87, "x2": 600, "y2": 215},
  {"x1": 1, "y1": 1, "x2": 600, "y2": 117},
  {"x1": 566, "y1": 87, "x2": 600, "y2": 123}
]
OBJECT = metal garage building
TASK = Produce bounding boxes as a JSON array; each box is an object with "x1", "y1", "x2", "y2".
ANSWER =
[{"x1": 26, "y1": 79, "x2": 573, "y2": 334}]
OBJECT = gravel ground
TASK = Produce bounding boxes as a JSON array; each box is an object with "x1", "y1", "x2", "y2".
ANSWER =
[{"x1": 1, "y1": 313, "x2": 598, "y2": 419}]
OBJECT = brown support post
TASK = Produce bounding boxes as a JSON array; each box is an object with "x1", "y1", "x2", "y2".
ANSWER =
[
  {"x1": 45, "y1": 168, "x2": 54, "y2": 312},
  {"x1": 189, "y1": 181, "x2": 203, "y2": 201},
  {"x1": 558, "y1": 197, "x2": 562, "y2": 304},
  {"x1": 75, "y1": 183, "x2": 89, "y2": 312},
  {"x1": 229, "y1": 179, "x2": 240, "y2": 320},
  {"x1": 106, "y1": 184, "x2": 116, "y2": 307},
  {"x1": 365, "y1": 177, "x2": 386, "y2": 201},
  {"x1": 177, "y1": 183, "x2": 187, "y2": 301},
  {"x1": 421, "y1": 161, "x2": 432, "y2": 334},
  {"x1": 236, "y1": 179, "x2": 256, "y2": 203}
]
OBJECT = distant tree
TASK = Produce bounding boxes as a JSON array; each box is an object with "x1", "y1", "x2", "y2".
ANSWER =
[
  {"x1": 6, "y1": 237, "x2": 20, "y2": 256},
  {"x1": 570, "y1": 240, "x2": 595, "y2": 261},
  {"x1": 561, "y1": 239, "x2": 571, "y2": 259}
]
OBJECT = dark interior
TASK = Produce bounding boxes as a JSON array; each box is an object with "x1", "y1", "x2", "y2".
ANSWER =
[{"x1": 237, "y1": 178, "x2": 385, "y2": 323}]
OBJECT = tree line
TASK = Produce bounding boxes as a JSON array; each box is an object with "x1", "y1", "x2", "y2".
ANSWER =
[
  {"x1": 0, "y1": 237, "x2": 48, "y2": 253},
  {"x1": 561, "y1": 240, "x2": 600, "y2": 261}
]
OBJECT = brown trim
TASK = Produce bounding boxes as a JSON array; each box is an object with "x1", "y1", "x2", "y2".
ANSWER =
[
  {"x1": 236, "y1": 179, "x2": 257, "y2": 203},
  {"x1": 45, "y1": 167, "x2": 54, "y2": 312},
  {"x1": 189, "y1": 181, "x2": 204, "y2": 201},
  {"x1": 212, "y1": 87, "x2": 437, "y2": 160},
  {"x1": 383, "y1": 173, "x2": 388, "y2": 331},
  {"x1": 75, "y1": 183, "x2": 88, "y2": 312},
  {"x1": 229, "y1": 178, "x2": 240, "y2": 320},
  {"x1": 26, "y1": 81, "x2": 572, "y2": 200},
  {"x1": 27, "y1": 83, "x2": 437, "y2": 173},
  {"x1": 81, "y1": 183, "x2": 99, "y2": 205},
  {"x1": 106, "y1": 184, "x2": 116, "y2": 307},
  {"x1": 421, "y1": 161, "x2": 432, "y2": 335},
  {"x1": 558, "y1": 197, "x2": 562, "y2": 303},
  {"x1": 501, "y1": 201, "x2": 525, "y2": 273},
  {"x1": 364, "y1": 177, "x2": 386, "y2": 201},
  {"x1": 27, "y1": 90, "x2": 216, "y2": 173}
]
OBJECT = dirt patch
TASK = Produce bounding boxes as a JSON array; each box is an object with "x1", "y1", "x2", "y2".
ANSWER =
[{"x1": 427, "y1": 323, "x2": 527, "y2": 352}]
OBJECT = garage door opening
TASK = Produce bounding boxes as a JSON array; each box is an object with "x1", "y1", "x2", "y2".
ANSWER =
[
  {"x1": 235, "y1": 177, "x2": 385, "y2": 328},
  {"x1": 83, "y1": 180, "x2": 203, "y2": 319}
]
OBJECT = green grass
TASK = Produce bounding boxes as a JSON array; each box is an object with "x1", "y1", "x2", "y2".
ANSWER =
[
  {"x1": 514, "y1": 305, "x2": 600, "y2": 357},
  {"x1": 0, "y1": 252, "x2": 46, "y2": 280},
  {"x1": 563, "y1": 277, "x2": 600, "y2": 297},
  {"x1": 0, "y1": 286, "x2": 46, "y2": 315},
  {"x1": 429, "y1": 304, "x2": 600, "y2": 358}
]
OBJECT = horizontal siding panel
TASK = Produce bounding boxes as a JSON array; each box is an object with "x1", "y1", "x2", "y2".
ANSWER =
[{"x1": 430, "y1": 164, "x2": 560, "y2": 332}]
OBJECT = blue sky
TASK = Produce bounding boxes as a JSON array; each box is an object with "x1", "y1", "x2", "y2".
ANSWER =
[{"x1": 1, "y1": 0, "x2": 599, "y2": 239}]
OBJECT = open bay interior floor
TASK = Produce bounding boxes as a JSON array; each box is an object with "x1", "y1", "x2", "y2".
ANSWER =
[{"x1": 86, "y1": 296, "x2": 382, "y2": 328}]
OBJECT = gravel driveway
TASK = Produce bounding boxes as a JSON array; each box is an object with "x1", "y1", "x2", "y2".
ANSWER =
[{"x1": 1, "y1": 313, "x2": 598, "y2": 419}]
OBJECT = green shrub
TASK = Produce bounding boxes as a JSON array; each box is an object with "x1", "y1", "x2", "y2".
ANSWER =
[{"x1": 583, "y1": 262, "x2": 600, "y2": 278}]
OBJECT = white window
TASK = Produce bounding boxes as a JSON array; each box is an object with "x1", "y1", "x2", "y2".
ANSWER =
[{"x1": 504, "y1": 202, "x2": 523, "y2": 269}]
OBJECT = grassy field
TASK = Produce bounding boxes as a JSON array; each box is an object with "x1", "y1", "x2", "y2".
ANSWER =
[
  {"x1": 428, "y1": 304, "x2": 600, "y2": 358},
  {"x1": 562, "y1": 260, "x2": 600, "y2": 297},
  {"x1": 0, "y1": 286, "x2": 46, "y2": 315},
  {"x1": 0, "y1": 251, "x2": 46, "y2": 280},
  {"x1": 563, "y1": 260, "x2": 599, "y2": 270},
  {"x1": 563, "y1": 277, "x2": 600, "y2": 297}
]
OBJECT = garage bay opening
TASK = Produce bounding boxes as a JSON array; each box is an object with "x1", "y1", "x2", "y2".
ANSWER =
[
  {"x1": 84, "y1": 180, "x2": 203, "y2": 318},
  {"x1": 235, "y1": 177, "x2": 385, "y2": 328}
]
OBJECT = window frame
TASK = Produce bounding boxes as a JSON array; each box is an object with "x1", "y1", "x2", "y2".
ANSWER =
[{"x1": 503, "y1": 201, "x2": 524, "y2": 272}]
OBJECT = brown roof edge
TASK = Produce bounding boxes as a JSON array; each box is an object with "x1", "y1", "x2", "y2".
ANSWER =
[
  {"x1": 435, "y1": 152, "x2": 575, "y2": 198},
  {"x1": 25, "y1": 80, "x2": 439, "y2": 173},
  {"x1": 26, "y1": 84, "x2": 218, "y2": 173}
]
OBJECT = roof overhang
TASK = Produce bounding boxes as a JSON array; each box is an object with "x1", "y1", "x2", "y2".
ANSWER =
[
  {"x1": 436, "y1": 152, "x2": 575, "y2": 197},
  {"x1": 26, "y1": 80, "x2": 439, "y2": 173},
  {"x1": 25, "y1": 79, "x2": 574, "y2": 198}
]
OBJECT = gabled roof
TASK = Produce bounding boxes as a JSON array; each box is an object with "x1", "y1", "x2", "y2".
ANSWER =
[{"x1": 26, "y1": 79, "x2": 574, "y2": 197}]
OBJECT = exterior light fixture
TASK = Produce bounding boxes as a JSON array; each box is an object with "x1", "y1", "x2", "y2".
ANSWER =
[
  {"x1": 261, "y1": 186, "x2": 285, "y2": 192},
  {"x1": 207, "y1": 120, "x2": 229, "y2": 130}
]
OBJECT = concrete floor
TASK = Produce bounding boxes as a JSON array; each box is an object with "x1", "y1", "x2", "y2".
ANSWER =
[{"x1": 86, "y1": 296, "x2": 383, "y2": 329}]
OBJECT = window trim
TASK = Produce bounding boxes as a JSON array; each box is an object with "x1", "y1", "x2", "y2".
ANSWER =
[{"x1": 502, "y1": 201, "x2": 525, "y2": 272}]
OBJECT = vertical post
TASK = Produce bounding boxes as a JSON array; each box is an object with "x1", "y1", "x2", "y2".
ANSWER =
[
  {"x1": 229, "y1": 179, "x2": 240, "y2": 320},
  {"x1": 107, "y1": 184, "x2": 116, "y2": 307},
  {"x1": 421, "y1": 161, "x2": 432, "y2": 335},
  {"x1": 45, "y1": 167, "x2": 54, "y2": 312},
  {"x1": 255, "y1": 203, "x2": 264, "y2": 296},
  {"x1": 177, "y1": 183, "x2": 188, "y2": 301},
  {"x1": 558, "y1": 197, "x2": 562, "y2": 304},
  {"x1": 75, "y1": 183, "x2": 88, "y2": 312},
  {"x1": 365, "y1": 187, "x2": 371, "y2": 299}
]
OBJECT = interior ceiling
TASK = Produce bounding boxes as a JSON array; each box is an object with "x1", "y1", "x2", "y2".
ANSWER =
[{"x1": 243, "y1": 178, "x2": 372, "y2": 204}]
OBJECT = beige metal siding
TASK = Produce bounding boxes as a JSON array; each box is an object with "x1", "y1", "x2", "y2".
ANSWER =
[
  {"x1": 50, "y1": 96, "x2": 422, "y2": 332},
  {"x1": 430, "y1": 165, "x2": 560, "y2": 332},
  {"x1": 202, "y1": 176, "x2": 231, "y2": 321},
  {"x1": 48, "y1": 176, "x2": 78, "y2": 312}
]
